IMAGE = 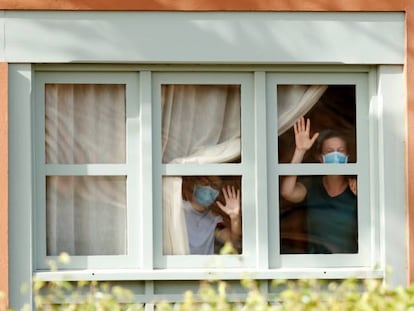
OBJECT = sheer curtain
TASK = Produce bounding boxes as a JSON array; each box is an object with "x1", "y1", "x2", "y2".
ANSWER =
[
  {"x1": 163, "y1": 84, "x2": 327, "y2": 255},
  {"x1": 162, "y1": 85, "x2": 241, "y2": 255},
  {"x1": 45, "y1": 84, "x2": 127, "y2": 256},
  {"x1": 277, "y1": 85, "x2": 328, "y2": 135}
]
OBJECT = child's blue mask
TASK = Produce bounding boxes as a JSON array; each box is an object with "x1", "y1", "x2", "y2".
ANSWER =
[
  {"x1": 193, "y1": 185, "x2": 219, "y2": 207},
  {"x1": 322, "y1": 151, "x2": 348, "y2": 164}
]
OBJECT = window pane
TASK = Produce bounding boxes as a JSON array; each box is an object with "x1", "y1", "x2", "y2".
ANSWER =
[
  {"x1": 163, "y1": 175, "x2": 242, "y2": 255},
  {"x1": 161, "y1": 85, "x2": 241, "y2": 164},
  {"x1": 278, "y1": 85, "x2": 356, "y2": 164},
  {"x1": 46, "y1": 176, "x2": 127, "y2": 256},
  {"x1": 45, "y1": 84, "x2": 126, "y2": 164},
  {"x1": 279, "y1": 175, "x2": 358, "y2": 254}
]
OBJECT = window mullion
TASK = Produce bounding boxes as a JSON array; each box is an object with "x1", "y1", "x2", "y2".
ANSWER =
[
  {"x1": 140, "y1": 70, "x2": 154, "y2": 269},
  {"x1": 253, "y1": 71, "x2": 269, "y2": 269}
]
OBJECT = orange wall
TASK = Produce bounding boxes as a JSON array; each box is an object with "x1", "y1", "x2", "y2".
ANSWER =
[
  {"x1": 0, "y1": 63, "x2": 8, "y2": 308},
  {"x1": 0, "y1": 0, "x2": 409, "y2": 11},
  {"x1": 0, "y1": 0, "x2": 414, "y2": 292}
]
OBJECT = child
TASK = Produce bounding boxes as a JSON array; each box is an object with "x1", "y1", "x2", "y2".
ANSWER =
[{"x1": 182, "y1": 176, "x2": 242, "y2": 254}]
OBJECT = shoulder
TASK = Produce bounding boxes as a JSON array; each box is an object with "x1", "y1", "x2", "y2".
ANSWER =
[{"x1": 182, "y1": 199, "x2": 192, "y2": 211}]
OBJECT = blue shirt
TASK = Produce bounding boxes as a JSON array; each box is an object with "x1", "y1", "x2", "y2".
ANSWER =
[{"x1": 182, "y1": 200, "x2": 223, "y2": 255}]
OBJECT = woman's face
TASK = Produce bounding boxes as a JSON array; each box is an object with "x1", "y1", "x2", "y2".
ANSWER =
[{"x1": 319, "y1": 137, "x2": 347, "y2": 162}]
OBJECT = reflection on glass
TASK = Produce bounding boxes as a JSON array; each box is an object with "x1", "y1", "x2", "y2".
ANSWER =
[
  {"x1": 45, "y1": 84, "x2": 126, "y2": 164},
  {"x1": 161, "y1": 85, "x2": 241, "y2": 164},
  {"x1": 163, "y1": 175, "x2": 242, "y2": 255},
  {"x1": 279, "y1": 175, "x2": 358, "y2": 254},
  {"x1": 46, "y1": 176, "x2": 126, "y2": 256},
  {"x1": 277, "y1": 85, "x2": 356, "y2": 163}
]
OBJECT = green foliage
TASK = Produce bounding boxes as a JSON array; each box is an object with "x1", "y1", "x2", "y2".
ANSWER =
[
  {"x1": 156, "y1": 278, "x2": 414, "y2": 311},
  {"x1": 32, "y1": 280, "x2": 143, "y2": 311},
  {"x1": 9, "y1": 275, "x2": 414, "y2": 310},
  {"x1": 6, "y1": 253, "x2": 414, "y2": 310},
  {"x1": 27, "y1": 253, "x2": 144, "y2": 311}
]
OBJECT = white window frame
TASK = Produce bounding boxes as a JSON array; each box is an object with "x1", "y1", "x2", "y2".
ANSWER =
[
  {"x1": 151, "y1": 72, "x2": 256, "y2": 268},
  {"x1": 30, "y1": 65, "x2": 385, "y2": 272},
  {"x1": 266, "y1": 72, "x2": 373, "y2": 268},
  {"x1": 8, "y1": 64, "x2": 406, "y2": 311},
  {"x1": 33, "y1": 71, "x2": 142, "y2": 270},
  {"x1": 7, "y1": 64, "x2": 403, "y2": 282}
]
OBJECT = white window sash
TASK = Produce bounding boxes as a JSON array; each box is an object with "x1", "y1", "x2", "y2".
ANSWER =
[
  {"x1": 266, "y1": 72, "x2": 373, "y2": 268},
  {"x1": 34, "y1": 72, "x2": 141, "y2": 270}
]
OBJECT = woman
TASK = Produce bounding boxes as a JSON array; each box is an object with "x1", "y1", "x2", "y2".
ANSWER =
[{"x1": 280, "y1": 117, "x2": 358, "y2": 253}]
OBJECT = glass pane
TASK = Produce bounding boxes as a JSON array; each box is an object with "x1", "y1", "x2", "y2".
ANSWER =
[
  {"x1": 161, "y1": 85, "x2": 241, "y2": 164},
  {"x1": 278, "y1": 85, "x2": 356, "y2": 164},
  {"x1": 45, "y1": 84, "x2": 126, "y2": 164},
  {"x1": 163, "y1": 175, "x2": 242, "y2": 255},
  {"x1": 279, "y1": 175, "x2": 358, "y2": 254},
  {"x1": 46, "y1": 176, "x2": 126, "y2": 256}
]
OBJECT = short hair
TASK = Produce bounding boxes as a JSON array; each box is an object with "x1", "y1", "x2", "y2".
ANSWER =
[{"x1": 314, "y1": 129, "x2": 349, "y2": 155}]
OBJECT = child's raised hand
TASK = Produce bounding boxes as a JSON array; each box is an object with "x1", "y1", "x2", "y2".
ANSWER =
[{"x1": 217, "y1": 185, "x2": 240, "y2": 218}]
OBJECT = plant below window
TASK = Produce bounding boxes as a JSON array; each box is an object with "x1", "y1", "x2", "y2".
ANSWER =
[
  {"x1": 25, "y1": 276, "x2": 414, "y2": 311},
  {"x1": 9, "y1": 254, "x2": 414, "y2": 310}
]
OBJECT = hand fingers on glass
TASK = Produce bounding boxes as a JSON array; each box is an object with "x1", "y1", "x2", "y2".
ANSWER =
[
  {"x1": 222, "y1": 185, "x2": 240, "y2": 202},
  {"x1": 294, "y1": 117, "x2": 309, "y2": 135}
]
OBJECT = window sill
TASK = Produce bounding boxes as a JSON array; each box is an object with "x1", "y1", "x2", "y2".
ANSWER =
[{"x1": 33, "y1": 267, "x2": 385, "y2": 281}]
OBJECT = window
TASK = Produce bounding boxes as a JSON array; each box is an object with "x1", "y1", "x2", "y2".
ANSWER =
[
  {"x1": 34, "y1": 72, "x2": 141, "y2": 269},
  {"x1": 31, "y1": 66, "x2": 381, "y2": 276},
  {"x1": 152, "y1": 72, "x2": 255, "y2": 268},
  {"x1": 266, "y1": 73, "x2": 372, "y2": 268}
]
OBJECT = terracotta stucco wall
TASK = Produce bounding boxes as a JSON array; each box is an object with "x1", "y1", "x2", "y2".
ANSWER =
[
  {"x1": 0, "y1": 0, "x2": 408, "y2": 11},
  {"x1": 1, "y1": 0, "x2": 413, "y2": 298}
]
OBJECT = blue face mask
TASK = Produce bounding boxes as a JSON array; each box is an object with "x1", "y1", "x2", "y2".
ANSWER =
[
  {"x1": 193, "y1": 185, "x2": 219, "y2": 207},
  {"x1": 322, "y1": 151, "x2": 348, "y2": 164}
]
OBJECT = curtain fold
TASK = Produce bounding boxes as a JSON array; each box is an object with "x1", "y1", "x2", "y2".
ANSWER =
[
  {"x1": 277, "y1": 85, "x2": 328, "y2": 135},
  {"x1": 162, "y1": 85, "x2": 241, "y2": 255}
]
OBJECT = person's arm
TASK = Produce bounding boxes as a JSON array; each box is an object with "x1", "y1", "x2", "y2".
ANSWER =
[
  {"x1": 216, "y1": 185, "x2": 242, "y2": 244},
  {"x1": 280, "y1": 117, "x2": 319, "y2": 203}
]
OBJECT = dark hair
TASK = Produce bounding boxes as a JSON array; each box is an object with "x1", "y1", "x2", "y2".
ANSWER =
[{"x1": 314, "y1": 129, "x2": 349, "y2": 155}]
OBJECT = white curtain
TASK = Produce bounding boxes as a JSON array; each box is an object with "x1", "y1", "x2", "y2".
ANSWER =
[
  {"x1": 45, "y1": 84, "x2": 127, "y2": 256},
  {"x1": 277, "y1": 85, "x2": 328, "y2": 135},
  {"x1": 162, "y1": 85, "x2": 241, "y2": 255},
  {"x1": 163, "y1": 84, "x2": 327, "y2": 255}
]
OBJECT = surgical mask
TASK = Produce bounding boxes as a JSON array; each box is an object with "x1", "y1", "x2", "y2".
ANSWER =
[
  {"x1": 322, "y1": 151, "x2": 348, "y2": 164},
  {"x1": 193, "y1": 185, "x2": 219, "y2": 207}
]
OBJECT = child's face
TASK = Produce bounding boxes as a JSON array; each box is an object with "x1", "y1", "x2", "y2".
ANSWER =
[{"x1": 192, "y1": 184, "x2": 219, "y2": 208}]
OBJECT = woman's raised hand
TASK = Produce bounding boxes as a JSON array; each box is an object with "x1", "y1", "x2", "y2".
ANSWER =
[{"x1": 294, "y1": 117, "x2": 319, "y2": 152}]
